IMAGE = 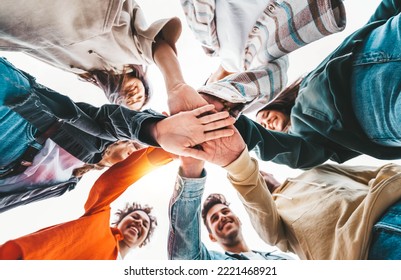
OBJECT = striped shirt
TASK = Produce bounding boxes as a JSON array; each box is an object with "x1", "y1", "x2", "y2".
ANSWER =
[{"x1": 181, "y1": 0, "x2": 346, "y2": 113}]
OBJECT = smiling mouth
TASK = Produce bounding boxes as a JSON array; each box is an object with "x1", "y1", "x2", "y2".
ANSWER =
[
  {"x1": 218, "y1": 220, "x2": 232, "y2": 231},
  {"x1": 128, "y1": 225, "x2": 140, "y2": 237}
]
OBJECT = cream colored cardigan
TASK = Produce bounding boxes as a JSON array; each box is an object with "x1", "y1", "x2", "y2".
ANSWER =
[
  {"x1": 0, "y1": 0, "x2": 181, "y2": 73},
  {"x1": 225, "y1": 149, "x2": 401, "y2": 259}
]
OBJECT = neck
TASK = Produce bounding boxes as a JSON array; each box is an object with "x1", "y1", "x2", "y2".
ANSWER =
[
  {"x1": 220, "y1": 238, "x2": 250, "y2": 254},
  {"x1": 118, "y1": 241, "x2": 131, "y2": 259}
]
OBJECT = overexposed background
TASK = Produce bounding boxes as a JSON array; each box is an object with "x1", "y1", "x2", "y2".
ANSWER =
[{"x1": 0, "y1": 0, "x2": 395, "y2": 260}]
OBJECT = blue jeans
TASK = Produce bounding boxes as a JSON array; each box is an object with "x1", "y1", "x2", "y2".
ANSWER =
[
  {"x1": 0, "y1": 57, "x2": 37, "y2": 174},
  {"x1": 368, "y1": 199, "x2": 401, "y2": 260},
  {"x1": 351, "y1": 13, "x2": 401, "y2": 147}
]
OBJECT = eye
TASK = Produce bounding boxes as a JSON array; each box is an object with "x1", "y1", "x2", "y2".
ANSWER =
[{"x1": 210, "y1": 215, "x2": 218, "y2": 223}]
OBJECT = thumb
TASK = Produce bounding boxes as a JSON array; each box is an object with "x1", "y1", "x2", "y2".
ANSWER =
[{"x1": 179, "y1": 147, "x2": 209, "y2": 161}]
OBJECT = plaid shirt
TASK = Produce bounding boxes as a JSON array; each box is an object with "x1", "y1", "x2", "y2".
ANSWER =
[{"x1": 181, "y1": 0, "x2": 346, "y2": 113}]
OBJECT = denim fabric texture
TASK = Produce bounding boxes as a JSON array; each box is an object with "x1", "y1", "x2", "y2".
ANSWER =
[
  {"x1": 368, "y1": 199, "x2": 401, "y2": 260},
  {"x1": 0, "y1": 56, "x2": 166, "y2": 212},
  {"x1": 351, "y1": 13, "x2": 401, "y2": 147},
  {"x1": 168, "y1": 170, "x2": 289, "y2": 260},
  {"x1": 0, "y1": 57, "x2": 38, "y2": 172}
]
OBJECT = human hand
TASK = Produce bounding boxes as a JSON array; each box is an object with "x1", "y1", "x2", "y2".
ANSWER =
[
  {"x1": 259, "y1": 170, "x2": 281, "y2": 193},
  {"x1": 167, "y1": 82, "x2": 209, "y2": 115},
  {"x1": 183, "y1": 125, "x2": 246, "y2": 167},
  {"x1": 154, "y1": 104, "x2": 235, "y2": 156}
]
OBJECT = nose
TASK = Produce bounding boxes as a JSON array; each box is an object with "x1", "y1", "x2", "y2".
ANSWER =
[{"x1": 133, "y1": 217, "x2": 143, "y2": 225}]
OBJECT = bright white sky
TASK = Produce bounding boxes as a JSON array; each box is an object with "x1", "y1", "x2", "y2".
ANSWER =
[{"x1": 0, "y1": 0, "x2": 397, "y2": 260}]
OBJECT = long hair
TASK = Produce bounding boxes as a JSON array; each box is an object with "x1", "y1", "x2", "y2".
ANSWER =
[
  {"x1": 72, "y1": 162, "x2": 107, "y2": 178},
  {"x1": 79, "y1": 64, "x2": 151, "y2": 108},
  {"x1": 257, "y1": 76, "x2": 303, "y2": 117}
]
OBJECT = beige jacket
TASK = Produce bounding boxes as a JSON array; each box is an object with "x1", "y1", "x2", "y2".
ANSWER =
[
  {"x1": 0, "y1": 0, "x2": 181, "y2": 73},
  {"x1": 225, "y1": 149, "x2": 401, "y2": 259}
]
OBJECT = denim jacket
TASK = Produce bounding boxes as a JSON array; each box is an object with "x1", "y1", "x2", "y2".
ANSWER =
[
  {"x1": 167, "y1": 170, "x2": 289, "y2": 260},
  {"x1": 0, "y1": 63, "x2": 165, "y2": 212},
  {"x1": 235, "y1": 0, "x2": 401, "y2": 169},
  {"x1": 5, "y1": 69, "x2": 165, "y2": 164}
]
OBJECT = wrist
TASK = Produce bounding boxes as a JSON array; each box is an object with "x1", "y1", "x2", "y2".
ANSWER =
[{"x1": 179, "y1": 160, "x2": 205, "y2": 178}]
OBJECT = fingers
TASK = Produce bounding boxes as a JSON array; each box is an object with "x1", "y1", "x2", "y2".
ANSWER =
[
  {"x1": 191, "y1": 104, "x2": 216, "y2": 116},
  {"x1": 203, "y1": 128, "x2": 234, "y2": 141},
  {"x1": 203, "y1": 117, "x2": 235, "y2": 132},
  {"x1": 198, "y1": 111, "x2": 231, "y2": 124}
]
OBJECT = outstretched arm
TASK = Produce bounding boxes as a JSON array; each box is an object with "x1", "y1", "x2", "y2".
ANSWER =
[
  {"x1": 153, "y1": 38, "x2": 209, "y2": 115},
  {"x1": 168, "y1": 156, "x2": 215, "y2": 260},
  {"x1": 84, "y1": 147, "x2": 173, "y2": 215}
]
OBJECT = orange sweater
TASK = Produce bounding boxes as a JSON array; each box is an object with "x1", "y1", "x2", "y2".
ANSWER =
[{"x1": 0, "y1": 147, "x2": 172, "y2": 259}]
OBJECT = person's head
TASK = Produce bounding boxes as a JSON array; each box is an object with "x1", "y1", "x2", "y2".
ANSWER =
[
  {"x1": 256, "y1": 77, "x2": 303, "y2": 132},
  {"x1": 201, "y1": 193, "x2": 243, "y2": 246},
  {"x1": 113, "y1": 202, "x2": 157, "y2": 250},
  {"x1": 80, "y1": 65, "x2": 151, "y2": 111},
  {"x1": 72, "y1": 140, "x2": 144, "y2": 178},
  {"x1": 100, "y1": 140, "x2": 144, "y2": 167}
]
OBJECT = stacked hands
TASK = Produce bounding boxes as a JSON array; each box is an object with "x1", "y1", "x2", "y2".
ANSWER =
[
  {"x1": 155, "y1": 83, "x2": 246, "y2": 167},
  {"x1": 151, "y1": 38, "x2": 246, "y2": 167}
]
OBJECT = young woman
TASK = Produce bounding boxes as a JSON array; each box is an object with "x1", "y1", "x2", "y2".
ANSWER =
[
  {"x1": 255, "y1": 77, "x2": 302, "y2": 132},
  {"x1": 0, "y1": 0, "x2": 202, "y2": 111},
  {"x1": 230, "y1": 0, "x2": 401, "y2": 169}
]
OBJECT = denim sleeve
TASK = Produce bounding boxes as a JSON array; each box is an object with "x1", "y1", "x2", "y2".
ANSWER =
[
  {"x1": 235, "y1": 115, "x2": 336, "y2": 169},
  {"x1": 74, "y1": 103, "x2": 166, "y2": 147},
  {"x1": 167, "y1": 170, "x2": 214, "y2": 260}
]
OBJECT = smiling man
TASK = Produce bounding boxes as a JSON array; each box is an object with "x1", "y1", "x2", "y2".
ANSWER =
[{"x1": 167, "y1": 156, "x2": 291, "y2": 260}]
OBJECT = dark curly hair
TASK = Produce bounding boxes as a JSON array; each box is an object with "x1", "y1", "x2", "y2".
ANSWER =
[
  {"x1": 112, "y1": 202, "x2": 157, "y2": 248},
  {"x1": 79, "y1": 64, "x2": 151, "y2": 109},
  {"x1": 201, "y1": 193, "x2": 230, "y2": 233}
]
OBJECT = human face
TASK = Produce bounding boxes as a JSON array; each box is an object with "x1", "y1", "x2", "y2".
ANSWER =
[
  {"x1": 117, "y1": 210, "x2": 151, "y2": 248},
  {"x1": 102, "y1": 140, "x2": 143, "y2": 166},
  {"x1": 206, "y1": 204, "x2": 241, "y2": 244},
  {"x1": 256, "y1": 109, "x2": 290, "y2": 131},
  {"x1": 122, "y1": 77, "x2": 146, "y2": 111}
]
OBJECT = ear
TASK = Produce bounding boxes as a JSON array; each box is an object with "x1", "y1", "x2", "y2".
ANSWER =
[{"x1": 209, "y1": 233, "x2": 217, "y2": 243}]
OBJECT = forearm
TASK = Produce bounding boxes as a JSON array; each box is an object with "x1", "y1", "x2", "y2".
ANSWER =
[
  {"x1": 224, "y1": 149, "x2": 284, "y2": 245},
  {"x1": 198, "y1": 58, "x2": 288, "y2": 113},
  {"x1": 168, "y1": 170, "x2": 208, "y2": 259},
  {"x1": 84, "y1": 147, "x2": 172, "y2": 214},
  {"x1": 235, "y1": 115, "x2": 333, "y2": 169},
  {"x1": 153, "y1": 38, "x2": 185, "y2": 92}
]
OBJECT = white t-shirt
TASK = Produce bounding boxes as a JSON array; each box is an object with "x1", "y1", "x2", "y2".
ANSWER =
[
  {"x1": 0, "y1": 139, "x2": 84, "y2": 192},
  {"x1": 215, "y1": 0, "x2": 270, "y2": 71}
]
